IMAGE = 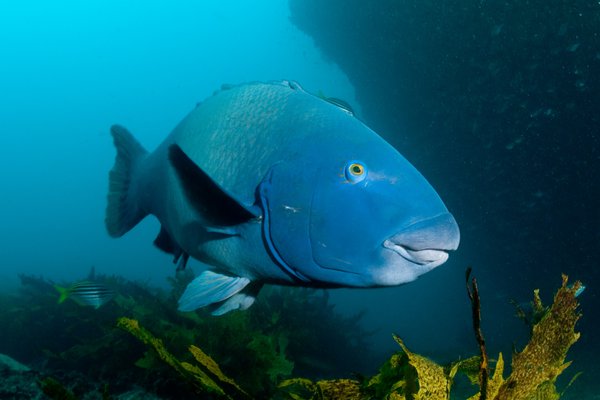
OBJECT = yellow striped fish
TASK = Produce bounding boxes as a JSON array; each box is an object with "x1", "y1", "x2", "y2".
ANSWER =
[{"x1": 54, "y1": 281, "x2": 116, "y2": 309}]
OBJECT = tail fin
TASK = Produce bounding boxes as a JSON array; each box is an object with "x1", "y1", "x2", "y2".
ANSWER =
[
  {"x1": 54, "y1": 285, "x2": 69, "y2": 304},
  {"x1": 105, "y1": 125, "x2": 149, "y2": 237}
]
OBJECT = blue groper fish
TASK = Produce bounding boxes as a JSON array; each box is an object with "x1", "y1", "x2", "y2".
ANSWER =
[{"x1": 106, "y1": 81, "x2": 460, "y2": 315}]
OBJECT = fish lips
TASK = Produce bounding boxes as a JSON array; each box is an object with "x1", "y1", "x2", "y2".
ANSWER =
[
  {"x1": 383, "y1": 239, "x2": 448, "y2": 265},
  {"x1": 382, "y1": 212, "x2": 460, "y2": 270},
  {"x1": 383, "y1": 240, "x2": 449, "y2": 267}
]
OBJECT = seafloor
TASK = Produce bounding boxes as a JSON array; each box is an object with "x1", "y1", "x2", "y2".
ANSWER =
[{"x1": 0, "y1": 271, "x2": 586, "y2": 399}]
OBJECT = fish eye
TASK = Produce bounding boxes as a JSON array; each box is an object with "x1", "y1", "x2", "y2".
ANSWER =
[{"x1": 345, "y1": 161, "x2": 367, "y2": 183}]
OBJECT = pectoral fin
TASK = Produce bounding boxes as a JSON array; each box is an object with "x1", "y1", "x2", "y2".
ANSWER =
[
  {"x1": 178, "y1": 270, "x2": 251, "y2": 312},
  {"x1": 168, "y1": 144, "x2": 259, "y2": 227}
]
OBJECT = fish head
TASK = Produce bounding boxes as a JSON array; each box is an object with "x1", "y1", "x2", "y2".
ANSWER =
[
  {"x1": 308, "y1": 152, "x2": 460, "y2": 286},
  {"x1": 261, "y1": 116, "x2": 460, "y2": 287}
]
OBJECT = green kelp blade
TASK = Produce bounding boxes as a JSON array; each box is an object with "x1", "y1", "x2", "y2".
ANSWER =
[
  {"x1": 393, "y1": 335, "x2": 450, "y2": 400},
  {"x1": 39, "y1": 377, "x2": 77, "y2": 400},
  {"x1": 276, "y1": 378, "x2": 364, "y2": 400},
  {"x1": 467, "y1": 353, "x2": 505, "y2": 400},
  {"x1": 116, "y1": 317, "x2": 227, "y2": 398},
  {"x1": 188, "y1": 345, "x2": 250, "y2": 398},
  {"x1": 277, "y1": 378, "x2": 317, "y2": 399},
  {"x1": 448, "y1": 355, "x2": 481, "y2": 385},
  {"x1": 494, "y1": 275, "x2": 581, "y2": 400}
]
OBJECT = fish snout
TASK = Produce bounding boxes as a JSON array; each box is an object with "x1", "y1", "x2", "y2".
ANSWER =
[{"x1": 383, "y1": 213, "x2": 460, "y2": 266}]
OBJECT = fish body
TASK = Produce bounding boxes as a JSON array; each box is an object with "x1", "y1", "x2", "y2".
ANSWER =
[
  {"x1": 106, "y1": 81, "x2": 460, "y2": 315},
  {"x1": 55, "y1": 281, "x2": 116, "y2": 309}
]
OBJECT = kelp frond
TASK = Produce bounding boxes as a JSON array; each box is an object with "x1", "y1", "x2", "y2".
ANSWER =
[
  {"x1": 117, "y1": 317, "x2": 250, "y2": 399},
  {"x1": 276, "y1": 274, "x2": 582, "y2": 400}
]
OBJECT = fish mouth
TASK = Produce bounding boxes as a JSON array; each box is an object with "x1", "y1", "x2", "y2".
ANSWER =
[
  {"x1": 382, "y1": 212, "x2": 460, "y2": 268},
  {"x1": 383, "y1": 240, "x2": 449, "y2": 266}
]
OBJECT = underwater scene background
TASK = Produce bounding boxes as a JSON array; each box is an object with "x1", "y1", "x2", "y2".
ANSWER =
[{"x1": 0, "y1": 1, "x2": 598, "y2": 399}]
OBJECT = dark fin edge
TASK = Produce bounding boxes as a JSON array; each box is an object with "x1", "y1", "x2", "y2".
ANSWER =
[{"x1": 168, "y1": 144, "x2": 258, "y2": 227}]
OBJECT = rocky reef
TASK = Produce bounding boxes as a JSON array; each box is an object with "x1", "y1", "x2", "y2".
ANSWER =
[
  {"x1": 0, "y1": 270, "x2": 372, "y2": 399},
  {"x1": 0, "y1": 270, "x2": 582, "y2": 399}
]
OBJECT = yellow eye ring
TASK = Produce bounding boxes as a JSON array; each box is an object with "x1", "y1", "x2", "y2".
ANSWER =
[
  {"x1": 349, "y1": 163, "x2": 364, "y2": 176},
  {"x1": 345, "y1": 161, "x2": 367, "y2": 183}
]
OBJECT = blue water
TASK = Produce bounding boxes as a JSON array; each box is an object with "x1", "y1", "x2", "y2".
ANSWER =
[
  {"x1": 1, "y1": 1, "x2": 598, "y2": 398},
  {"x1": 0, "y1": 0, "x2": 355, "y2": 287}
]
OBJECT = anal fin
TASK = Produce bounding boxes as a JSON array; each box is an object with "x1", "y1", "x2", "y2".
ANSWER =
[
  {"x1": 175, "y1": 253, "x2": 190, "y2": 271},
  {"x1": 154, "y1": 226, "x2": 177, "y2": 254},
  {"x1": 153, "y1": 226, "x2": 189, "y2": 271}
]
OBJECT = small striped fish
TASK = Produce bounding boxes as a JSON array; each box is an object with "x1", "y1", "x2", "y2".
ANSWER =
[{"x1": 55, "y1": 281, "x2": 116, "y2": 309}]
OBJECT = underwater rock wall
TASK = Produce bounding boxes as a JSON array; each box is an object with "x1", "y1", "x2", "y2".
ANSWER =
[{"x1": 288, "y1": 0, "x2": 599, "y2": 283}]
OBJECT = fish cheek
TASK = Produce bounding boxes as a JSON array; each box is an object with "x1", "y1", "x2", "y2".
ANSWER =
[{"x1": 309, "y1": 178, "x2": 385, "y2": 278}]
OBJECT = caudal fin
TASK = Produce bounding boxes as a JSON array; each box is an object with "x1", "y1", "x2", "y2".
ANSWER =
[
  {"x1": 54, "y1": 285, "x2": 69, "y2": 304},
  {"x1": 105, "y1": 125, "x2": 149, "y2": 237}
]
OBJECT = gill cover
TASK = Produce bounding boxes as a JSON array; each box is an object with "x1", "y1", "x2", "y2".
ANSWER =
[{"x1": 258, "y1": 163, "x2": 317, "y2": 282}]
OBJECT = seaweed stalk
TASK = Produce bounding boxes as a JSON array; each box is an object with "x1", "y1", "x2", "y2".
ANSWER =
[{"x1": 466, "y1": 267, "x2": 489, "y2": 400}]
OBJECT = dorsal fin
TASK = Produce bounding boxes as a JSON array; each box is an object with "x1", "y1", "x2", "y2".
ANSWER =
[{"x1": 323, "y1": 96, "x2": 354, "y2": 115}]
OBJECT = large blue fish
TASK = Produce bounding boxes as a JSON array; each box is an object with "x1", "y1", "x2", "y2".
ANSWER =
[{"x1": 106, "y1": 81, "x2": 460, "y2": 315}]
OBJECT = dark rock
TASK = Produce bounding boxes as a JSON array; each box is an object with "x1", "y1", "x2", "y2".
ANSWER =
[
  {"x1": 0, "y1": 353, "x2": 30, "y2": 373},
  {"x1": 0, "y1": 354, "x2": 44, "y2": 400}
]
